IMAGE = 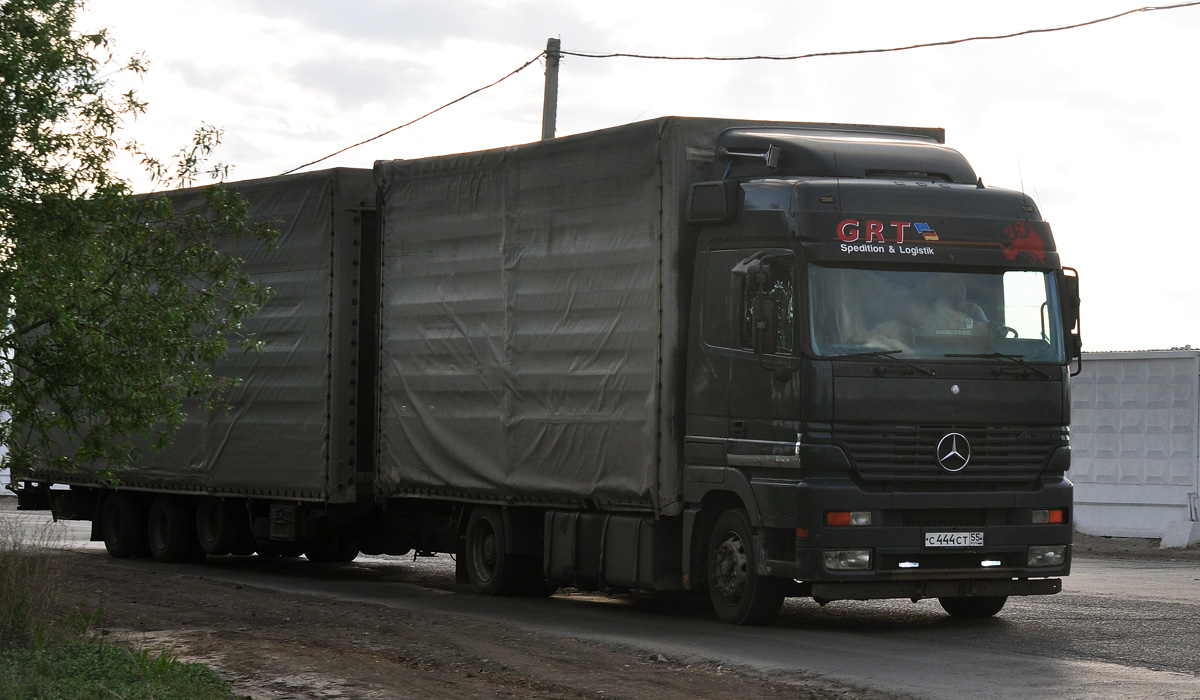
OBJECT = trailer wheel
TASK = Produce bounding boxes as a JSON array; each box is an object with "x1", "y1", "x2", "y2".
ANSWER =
[
  {"x1": 147, "y1": 496, "x2": 206, "y2": 563},
  {"x1": 256, "y1": 544, "x2": 304, "y2": 558},
  {"x1": 305, "y1": 536, "x2": 359, "y2": 563},
  {"x1": 707, "y1": 508, "x2": 785, "y2": 625},
  {"x1": 100, "y1": 492, "x2": 148, "y2": 558},
  {"x1": 465, "y1": 507, "x2": 523, "y2": 596},
  {"x1": 938, "y1": 595, "x2": 1007, "y2": 618},
  {"x1": 196, "y1": 498, "x2": 255, "y2": 556}
]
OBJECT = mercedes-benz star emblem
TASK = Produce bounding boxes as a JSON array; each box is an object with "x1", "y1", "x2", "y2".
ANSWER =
[{"x1": 936, "y1": 432, "x2": 971, "y2": 472}]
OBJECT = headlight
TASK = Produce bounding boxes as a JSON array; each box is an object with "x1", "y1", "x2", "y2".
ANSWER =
[
  {"x1": 823, "y1": 549, "x2": 872, "y2": 571},
  {"x1": 1027, "y1": 545, "x2": 1066, "y2": 567}
]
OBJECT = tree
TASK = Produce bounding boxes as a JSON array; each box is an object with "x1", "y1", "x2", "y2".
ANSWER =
[{"x1": 0, "y1": 0, "x2": 276, "y2": 481}]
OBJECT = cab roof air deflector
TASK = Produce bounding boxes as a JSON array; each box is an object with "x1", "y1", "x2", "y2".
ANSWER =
[{"x1": 713, "y1": 127, "x2": 978, "y2": 184}]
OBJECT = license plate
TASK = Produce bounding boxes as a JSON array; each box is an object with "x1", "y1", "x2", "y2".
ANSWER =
[{"x1": 925, "y1": 531, "x2": 984, "y2": 548}]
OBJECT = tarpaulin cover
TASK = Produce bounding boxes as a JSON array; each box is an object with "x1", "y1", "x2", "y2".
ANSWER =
[
  {"x1": 34, "y1": 168, "x2": 373, "y2": 502},
  {"x1": 374, "y1": 117, "x2": 753, "y2": 515}
]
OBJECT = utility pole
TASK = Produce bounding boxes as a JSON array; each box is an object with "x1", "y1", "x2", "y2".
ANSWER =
[{"x1": 541, "y1": 38, "x2": 561, "y2": 141}]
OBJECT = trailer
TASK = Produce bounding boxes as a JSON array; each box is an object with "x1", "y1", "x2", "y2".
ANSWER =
[{"x1": 16, "y1": 117, "x2": 1081, "y2": 624}]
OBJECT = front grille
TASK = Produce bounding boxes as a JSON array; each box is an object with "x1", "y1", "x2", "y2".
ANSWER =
[{"x1": 830, "y1": 424, "x2": 1063, "y2": 484}]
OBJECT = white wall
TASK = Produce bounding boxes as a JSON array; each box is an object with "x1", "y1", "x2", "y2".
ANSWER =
[{"x1": 1069, "y1": 350, "x2": 1200, "y2": 537}]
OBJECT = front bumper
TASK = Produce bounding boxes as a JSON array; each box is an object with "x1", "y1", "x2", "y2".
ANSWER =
[{"x1": 752, "y1": 475, "x2": 1072, "y2": 598}]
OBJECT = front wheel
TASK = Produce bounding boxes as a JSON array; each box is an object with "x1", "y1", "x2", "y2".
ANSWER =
[
  {"x1": 707, "y1": 508, "x2": 785, "y2": 625},
  {"x1": 939, "y1": 595, "x2": 1007, "y2": 618}
]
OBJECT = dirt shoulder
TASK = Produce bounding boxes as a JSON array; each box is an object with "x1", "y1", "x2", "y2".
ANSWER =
[
  {"x1": 52, "y1": 553, "x2": 876, "y2": 700},
  {"x1": 6, "y1": 494, "x2": 1196, "y2": 700},
  {"x1": 1072, "y1": 530, "x2": 1200, "y2": 563}
]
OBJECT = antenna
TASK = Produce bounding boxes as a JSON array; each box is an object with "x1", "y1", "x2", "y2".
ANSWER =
[{"x1": 1018, "y1": 159, "x2": 1033, "y2": 211}]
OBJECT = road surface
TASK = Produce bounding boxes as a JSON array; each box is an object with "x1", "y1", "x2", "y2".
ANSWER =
[{"x1": 4, "y1": 501, "x2": 1198, "y2": 699}]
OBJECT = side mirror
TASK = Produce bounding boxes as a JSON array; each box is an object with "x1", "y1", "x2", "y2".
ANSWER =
[
  {"x1": 751, "y1": 294, "x2": 778, "y2": 355},
  {"x1": 1060, "y1": 267, "x2": 1082, "y2": 374},
  {"x1": 1060, "y1": 268, "x2": 1080, "y2": 332},
  {"x1": 686, "y1": 180, "x2": 740, "y2": 225}
]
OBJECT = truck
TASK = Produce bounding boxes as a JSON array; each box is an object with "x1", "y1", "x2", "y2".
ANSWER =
[{"x1": 14, "y1": 117, "x2": 1080, "y2": 625}]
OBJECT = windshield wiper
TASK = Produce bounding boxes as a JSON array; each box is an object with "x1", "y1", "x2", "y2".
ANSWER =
[
  {"x1": 944, "y1": 352, "x2": 1052, "y2": 379},
  {"x1": 828, "y1": 349, "x2": 936, "y2": 377}
]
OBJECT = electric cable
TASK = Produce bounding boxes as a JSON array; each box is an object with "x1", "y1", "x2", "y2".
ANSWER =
[
  {"x1": 279, "y1": 52, "x2": 546, "y2": 176},
  {"x1": 563, "y1": 2, "x2": 1200, "y2": 61},
  {"x1": 281, "y1": 1, "x2": 1200, "y2": 175}
]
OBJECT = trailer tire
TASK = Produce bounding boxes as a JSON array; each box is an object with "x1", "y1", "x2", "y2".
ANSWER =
[
  {"x1": 938, "y1": 595, "x2": 1007, "y2": 618},
  {"x1": 147, "y1": 496, "x2": 206, "y2": 563},
  {"x1": 465, "y1": 507, "x2": 524, "y2": 596},
  {"x1": 196, "y1": 498, "x2": 254, "y2": 556},
  {"x1": 305, "y1": 536, "x2": 359, "y2": 563},
  {"x1": 707, "y1": 508, "x2": 785, "y2": 625},
  {"x1": 101, "y1": 492, "x2": 148, "y2": 558},
  {"x1": 256, "y1": 545, "x2": 304, "y2": 558}
]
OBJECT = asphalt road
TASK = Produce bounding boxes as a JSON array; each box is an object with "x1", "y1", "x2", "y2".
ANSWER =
[{"x1": 5, "y1": 503, "x2": 1199, "y2": 700}]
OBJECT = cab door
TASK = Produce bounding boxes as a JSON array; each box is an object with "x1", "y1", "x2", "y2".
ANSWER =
[{"x1": 725, "y1": 249, "x2": 803, "y2": 458}]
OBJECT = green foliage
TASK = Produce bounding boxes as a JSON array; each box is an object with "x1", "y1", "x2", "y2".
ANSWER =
[
  {"x1": 0, "y1": 642, "x2": 237, "y2": 699},
  {"x1": 0, "y1": 0, "x2": 276, "y2": 479}
]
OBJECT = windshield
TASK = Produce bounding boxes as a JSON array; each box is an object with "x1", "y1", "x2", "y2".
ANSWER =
[{"x1": 809, "y1": 265, "x2": 1065, "y2": 363}]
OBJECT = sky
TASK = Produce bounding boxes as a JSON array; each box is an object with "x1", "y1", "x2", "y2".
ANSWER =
[{"x1": 78, "y1": 0, "x2": 1200, "y2": 353}]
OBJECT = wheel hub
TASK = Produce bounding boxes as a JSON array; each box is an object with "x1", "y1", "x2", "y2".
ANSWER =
[{"x1": 712, "y1": 533, "x2": 748, "y2": 600}]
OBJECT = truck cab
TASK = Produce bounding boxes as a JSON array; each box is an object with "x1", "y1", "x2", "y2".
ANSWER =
[{"x1": 681, "y1": 127, "x2": 1079, "y2": 623}]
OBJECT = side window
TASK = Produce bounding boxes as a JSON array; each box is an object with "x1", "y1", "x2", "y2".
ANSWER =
[
  {"x1": 738, "y1": 254, "x2": 794, "y2": 355},
  {"x1": 1001, "y1": 270, "x2": 1052, "y2": 342},
  {"x1": 702, "y1": 249, "x2": 795, "y2": 354},
  {"x1": 701, "y1": 251, "x2": 740, "y2": 349}
]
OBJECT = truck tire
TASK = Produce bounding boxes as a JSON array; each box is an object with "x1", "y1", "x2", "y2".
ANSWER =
[
  {"x1": 938, "y1": 595, "x2": 1007, "y2": 618},
  {"x1": 101, "y1": 492, "x2": 149, "y2": 558},
  {"x1": 707, "y1": 508, "x2": 785, "y2": 625},
  {"x1": 195, "y1": 498, "x2": 255, "y2": 556},
  {"x1": 147, "y1": 495, "x2": 206, "y2": 563},
  {"x1": 465, "y1": 506, "x2": 524, "y2": 596},
  {"x1": 305, "y1": 536, "x2": 359, "y2": 563}
]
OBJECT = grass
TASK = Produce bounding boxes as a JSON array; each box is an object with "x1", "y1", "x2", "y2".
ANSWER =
[
  {"x1": 0, "y1": 643, "x2": 234, "y2": 700},
  {"x1": 0, "y1": 509, "x2": 71, "y2": 648},
  {"x1": 0, "y1": 506, "x2": 240, "y2": 699}
]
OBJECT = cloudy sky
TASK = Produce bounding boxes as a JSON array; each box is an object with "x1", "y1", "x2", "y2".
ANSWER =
[{"x1": 80, "y1": 0, "x2": 1200, "y2": 353}]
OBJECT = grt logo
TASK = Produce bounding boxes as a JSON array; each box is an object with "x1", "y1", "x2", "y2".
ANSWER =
[{"x1": 837, "y1": 219, "x2": 939, "y2": 243}]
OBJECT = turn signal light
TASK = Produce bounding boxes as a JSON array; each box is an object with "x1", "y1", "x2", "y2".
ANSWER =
[
  {"x1": 1033, "y1": 509, "x2": 1066, "y2": 524},
  {"x1": 826, "y1": 511, "x2": 872, "y2": 526}
]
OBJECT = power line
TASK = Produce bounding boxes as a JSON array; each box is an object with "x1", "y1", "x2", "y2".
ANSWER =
[
  {"x1": 280, "y1": 52, "x2": 547, "y2": 176},
  {"x1": 281, "y1": 1, "x2": 1200, "y2": 175},
  {"x1": 563, "y1": 2, "x2": 1200, "y2": 61}
]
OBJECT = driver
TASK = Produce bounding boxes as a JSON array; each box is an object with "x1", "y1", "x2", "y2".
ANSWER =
[{"x1": 949, "y1": 281, "x2": 988, "y2": 325}]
